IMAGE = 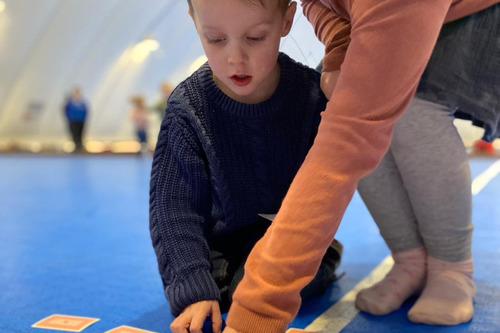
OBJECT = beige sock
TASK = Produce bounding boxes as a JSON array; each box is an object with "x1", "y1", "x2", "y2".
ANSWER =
[
  {"x1": 355, "y1": 247, "x2": 426, "y2": 315},
  {"x1": 408, "y1": 256, "x2": 475, "y2": 325}
]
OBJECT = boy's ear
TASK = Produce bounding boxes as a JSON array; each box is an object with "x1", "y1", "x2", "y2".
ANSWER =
[{"x1": 282, "y1": 1, "x2": 297, "y2": 36}]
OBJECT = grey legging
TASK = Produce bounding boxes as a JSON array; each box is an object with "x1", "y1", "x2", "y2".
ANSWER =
[{"x1": 357, "y1": 97, "x2": 473, "y2": 262}]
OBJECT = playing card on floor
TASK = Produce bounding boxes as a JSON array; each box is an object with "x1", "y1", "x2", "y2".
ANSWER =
[
  {"x1": 104, "y1": 325, "x2": 158, "y2": 333},
  {"x1": 32, "y1": 314, "x2": 100, "y2": 332}
]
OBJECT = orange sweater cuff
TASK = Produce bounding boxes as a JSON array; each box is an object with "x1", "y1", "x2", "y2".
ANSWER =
[{"x1": 226, "y1": 302, "x2": 289, "y2": 333}]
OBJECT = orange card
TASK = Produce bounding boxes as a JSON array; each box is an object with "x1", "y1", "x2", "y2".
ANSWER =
[
  {"x1": 104, "y1": 325, "x2": 158, "y2": 333},
  {"x1": 286, "y1": 329, "x2": 314, "y2": 333},
  {"x1": 32, "y1": 314, "x2": 100, "y2": 332}
]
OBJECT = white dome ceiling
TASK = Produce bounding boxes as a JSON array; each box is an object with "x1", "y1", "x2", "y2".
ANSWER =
[{"x1": 0, "y1": 0, "x2": 324, "y2": 144}]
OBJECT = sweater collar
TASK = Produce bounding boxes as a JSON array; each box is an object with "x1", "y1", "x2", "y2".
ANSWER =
[{"x1": 199, "y1": 53, "x2": 294, "y2": 118}]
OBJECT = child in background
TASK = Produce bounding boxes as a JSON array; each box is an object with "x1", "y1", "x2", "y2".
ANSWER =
[
  {"x1": 149, "y1": 1, "x2": 342, "y2": 332},
  {"x1": 152, "y1": 81, "x2": 173, "y2": 120},
  {"x1": 129, "y1": 94, "x2": 149, "y2": 154}
]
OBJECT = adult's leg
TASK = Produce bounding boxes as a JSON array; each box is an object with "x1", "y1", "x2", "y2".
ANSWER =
[
  {"x1": 356, "y1": 147, "x2": 426, "y2": 315},
  {"x1": 358, "y1": 150, "x2": 423, "y2": 253},
  {"x1": 390, "y1": 97, "x2": 474, "y2": 325},
  {"x1": 356, "y1": 97, "x2": 474, "y2": 323},
  {"x1": 389, "y1": 97, "x2": 472, "y2": 262}
]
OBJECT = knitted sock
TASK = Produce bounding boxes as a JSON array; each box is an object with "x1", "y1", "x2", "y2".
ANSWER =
[
  {"x1": 355, "y1": 247, "x2": 426, "y2": 315},
  {"x1": 408, "y1": 256, "x2": 475, "y2": 325}
]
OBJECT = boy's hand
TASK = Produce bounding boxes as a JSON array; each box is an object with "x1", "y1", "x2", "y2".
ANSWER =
[
  {"x1": 320, "y1": 70, "x2": 340, "y2": 100},
  {"x1": 170, "y1": 300, "x2": 222, "y2": 333},
  {"x1": 222, "y1": 327, "x2": 241, "y2": 333}
]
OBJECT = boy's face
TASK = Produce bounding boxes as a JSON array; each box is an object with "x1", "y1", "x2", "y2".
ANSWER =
[{"x1": 190, "y1": 0, "x2": 296, "y2": 104}]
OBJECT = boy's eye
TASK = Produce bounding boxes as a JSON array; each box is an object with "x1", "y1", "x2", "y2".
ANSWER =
[
  {"x1": 207, "y1": 37, "x2": 225, "y2": 44},
  {"x1": 247, "y1": 36, "x2": 265, "y2": 42}
]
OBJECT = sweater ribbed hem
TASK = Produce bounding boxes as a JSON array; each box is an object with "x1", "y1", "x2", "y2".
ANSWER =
[
  {"x1": 225, "y1": 302, "x2": 289, "y2": 333},
  {"x1": 167, "y1": 269, "x2": 221, "y2": 316}
]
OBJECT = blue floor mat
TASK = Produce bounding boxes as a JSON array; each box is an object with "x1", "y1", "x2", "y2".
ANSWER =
[{"x1": 0, "y1": 155, "x2": 498, "y2": 333}]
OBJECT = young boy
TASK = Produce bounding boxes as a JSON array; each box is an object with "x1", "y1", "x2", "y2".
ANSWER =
[{"x1": 149, "y1": 0, "x2": 342, "y2": 332}]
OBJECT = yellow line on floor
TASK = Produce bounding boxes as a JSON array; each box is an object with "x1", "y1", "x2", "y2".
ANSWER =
[
  {"x1": 305, "y1": 256, "x2": 393, "y2": 332},
  {"x1": 471, "y1": 159, "x2": 500, "y2": 195}
]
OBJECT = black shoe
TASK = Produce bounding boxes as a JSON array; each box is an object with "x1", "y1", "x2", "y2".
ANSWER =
[
  {"x1": 325, "y1": 238, "x2": 343, "y2": 272},
  {"x1": 300, "y1": 239, "x2": 344, "y2": 299}
]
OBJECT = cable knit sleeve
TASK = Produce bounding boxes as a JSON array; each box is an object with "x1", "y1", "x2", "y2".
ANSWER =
[
  {"x1": 226, "y1": 0, "x2": 453, "y2": 332},
  {"x1": 301, "y1": 0, "x2": 351, "y2": 71},
  {"x1": 149, "y1": 106, "x2": 220, "y2": 316}
]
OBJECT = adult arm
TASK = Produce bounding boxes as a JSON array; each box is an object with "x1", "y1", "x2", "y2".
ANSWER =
[
  {"x1": 301, "y1": 0, "x2": 350, "y2": 72},
  {"x1": 225, "y1": 0, "x2": 453, "y2": 332},
  {"x1": 301, "y1": 0, "x2": 348, "y2": 98}
]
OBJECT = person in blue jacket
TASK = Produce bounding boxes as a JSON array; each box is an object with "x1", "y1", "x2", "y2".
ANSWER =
[{"x1": 64, "y1": 86, "x2": 89, "y2": 152}]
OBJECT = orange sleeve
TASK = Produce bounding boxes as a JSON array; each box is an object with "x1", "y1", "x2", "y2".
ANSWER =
[
  {"x1": 301, "y1": 0, "x2": 351, "y2": 72},
  {"x1": 225, "y1": 0, "x2": 454, "y2": 332},
  {"x1": 444, "y1": 0, "x2": 499, "y2": 22}
]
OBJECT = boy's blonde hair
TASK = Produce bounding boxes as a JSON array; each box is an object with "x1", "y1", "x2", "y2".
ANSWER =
[{"x1": 187, "y1": 0, "x2": 292, "y2": 15}]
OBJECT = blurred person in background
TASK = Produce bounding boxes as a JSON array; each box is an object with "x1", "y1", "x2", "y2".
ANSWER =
[
  {"x1": 152, "y1": 81, "x2": 173, "y2": 120},
  {"x1": 129, "y1": 94, "x2": 150, "y2": 155},
  {"x1": 64, "y1": 86, "x2": 89, "y2": 153}
]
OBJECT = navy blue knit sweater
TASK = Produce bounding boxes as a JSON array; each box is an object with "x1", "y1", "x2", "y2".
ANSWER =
[{"x1": 149, "y1": 53, "x2": 327, "y2": 316}]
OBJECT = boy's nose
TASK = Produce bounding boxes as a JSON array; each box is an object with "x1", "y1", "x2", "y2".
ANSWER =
[{"x1": 227, "y1": 43, "x2": 247, "y2": 65}]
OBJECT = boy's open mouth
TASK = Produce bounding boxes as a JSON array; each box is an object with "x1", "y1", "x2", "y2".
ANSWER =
[{"x1": 231, "y1": 74, "x2": 252, "y2": 86}]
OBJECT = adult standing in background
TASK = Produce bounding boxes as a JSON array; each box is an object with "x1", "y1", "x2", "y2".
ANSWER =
[{"x1": 64, "y1": 86, "x2": 89, "y2": 153}]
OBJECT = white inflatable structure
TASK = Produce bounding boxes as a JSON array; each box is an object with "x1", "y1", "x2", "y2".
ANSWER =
[{"x1": 0, "y1": 0, "x2": 324, "y2": 151}]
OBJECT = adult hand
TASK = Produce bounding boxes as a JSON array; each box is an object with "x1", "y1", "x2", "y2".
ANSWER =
[
  {"x1": 320, "y1": 70, "x2": 340, "y2": 100},
  {"x1": 222, "y1": 326, "x2": 241, "y2": 333},
  {"x1": 170, "y1": 300, "x2": 222, "y2": 333}
]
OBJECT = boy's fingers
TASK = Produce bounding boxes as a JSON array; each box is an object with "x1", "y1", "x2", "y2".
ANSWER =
[
  {"x1": 211, "y1": 303, "x2": 223, "y2": 333},
  {"x1": 171, "y1": 301, "x2": 219, "y2": 333},
  {"x1": 186, "y1": 311, "x2": 207, "y2": 333},
  {"x1": 170, "y1": 314, "x2": 190, "y2": 333}
]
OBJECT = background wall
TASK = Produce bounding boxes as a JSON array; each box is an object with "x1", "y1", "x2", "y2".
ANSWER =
[
  {"x1": 0, "y1": 0, "x2": 324, "y2": 148},
  {"x1": 0, "y1": 0, "x2": 489, "y2": 152}
]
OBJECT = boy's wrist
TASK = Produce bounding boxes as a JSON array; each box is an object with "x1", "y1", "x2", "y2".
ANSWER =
[{"x1": 167, "y1": 269, "x2": 220, "y2": 316}]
